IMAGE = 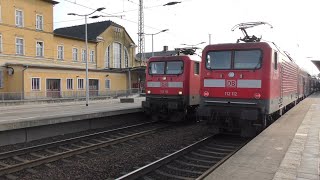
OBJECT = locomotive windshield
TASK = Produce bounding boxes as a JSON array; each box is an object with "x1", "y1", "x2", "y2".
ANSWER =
[
  {"x1": 149, "y1": 61, "x2": 183, "y2": 75},
  {"x1": 149, "y1": 62, "x2": 165, "y2": 74},
  {"x1": 206, "y1": 49, "x2": 262, "y2": 70}
]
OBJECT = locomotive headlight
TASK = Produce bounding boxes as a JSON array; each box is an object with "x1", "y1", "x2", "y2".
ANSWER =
[
  {"x1": 178, "y1": 91, "x2": 183, "y2": 95},
  {"x1": 254, "y1": 93, "x2": 261, "y2": 99},
  {"x1": 147, "y1": 90, "x2": 151, "y2": 94}
]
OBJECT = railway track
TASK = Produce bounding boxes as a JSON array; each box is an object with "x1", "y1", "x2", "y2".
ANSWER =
[
  {"x1": 116, "y1": 134, "x2": 249, "y2": 180},
  {"x1": 0, "y1": 122, "x2": 166, "y2": 178}
]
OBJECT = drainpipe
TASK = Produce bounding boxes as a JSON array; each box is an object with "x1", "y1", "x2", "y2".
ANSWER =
[{"x1": 22, "y1": 65, "x2": 28, "y2": 100}]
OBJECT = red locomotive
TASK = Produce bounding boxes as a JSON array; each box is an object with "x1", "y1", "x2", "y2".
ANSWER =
[
  {"x1": 142, "y1": 48, "x2": 201, "y2": 122},
  {"x1": 198, "y1": 22, "x2": 315, "y2": 136}
]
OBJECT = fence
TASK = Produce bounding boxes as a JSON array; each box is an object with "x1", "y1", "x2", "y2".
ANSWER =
[{"x1": 0, "y1": 88, "x2": 141, "y2": 102}]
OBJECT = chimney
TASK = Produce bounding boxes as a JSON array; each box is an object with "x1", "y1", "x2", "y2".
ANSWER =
[{"x1": 163, "y1": 46, "x2": 168, "y2": 52}]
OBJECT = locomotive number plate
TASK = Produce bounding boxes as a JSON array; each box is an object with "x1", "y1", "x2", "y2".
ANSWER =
[
  {"x1": 226, "y1": 80, "x2": 236, "y2": 88},
  {"x1": 225, "y1": 92, "x2": 238, "y2": 96}
]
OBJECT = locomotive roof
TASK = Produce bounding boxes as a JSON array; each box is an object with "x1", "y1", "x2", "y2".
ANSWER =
[{"x1": 149, "y1": 54, "x2": 201, "y2": 62}]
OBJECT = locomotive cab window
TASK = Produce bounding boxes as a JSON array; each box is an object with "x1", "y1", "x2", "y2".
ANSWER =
[
  {"x1": 166, "y1": 61, "x2": 183, "y2": 74},
  {"x1": 274, "y1": 51, "x2": 278, "y2": 70},
  {"x1": 206, "y1": 49, "x2": 262, "y2": 70},
  {"x1": 149, "y1": 62, "x2": 165, "y2": 75},
  {"x1": 149, "y1": 61, "x2": 183, "y2": 75},
  {"x1": 234, "y1": 50, "x2": 262, "y2": 69},
  {"x1": 206, "y1": 51, "x2": 232, "y2": 69},
  {"x1": 194, "y1": 62, "x2": 200, "y2": 75}
]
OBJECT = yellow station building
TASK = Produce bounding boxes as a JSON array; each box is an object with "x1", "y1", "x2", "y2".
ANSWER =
[{"x1": 0, "y1": 0, "x2": 145, "y2": 100}]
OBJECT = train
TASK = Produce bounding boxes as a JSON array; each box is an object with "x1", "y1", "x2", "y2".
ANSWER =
[
  {"x1": 142, "y1": 22, "x2": 319, "y2": 136},
  {"x1": 142, "y1": 48, "x2": 201, "y2": 122},
  {"x1": 198, "y1": 41, "x2": 318, "y2": 136}
]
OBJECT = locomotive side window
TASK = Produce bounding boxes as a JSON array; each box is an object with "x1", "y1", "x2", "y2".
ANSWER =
[
  {"x1": 166, "y1": 61, "x2": 183, "y2": 74},
  {"x1": 234, "y1": 50, "x2": 262, "y2": 69},
  {"x1": 149, "y1": 62, "x2": 165, "y2": 75},
  {"x1": 194, "y1": 62, "x2": 200, "y2": 75},
  {"x1": 206, "y1": 51, "x2": 232, "y2": 69},
  {"x1": 274, "y1": 51, "x2": 278, "y2": 70}
]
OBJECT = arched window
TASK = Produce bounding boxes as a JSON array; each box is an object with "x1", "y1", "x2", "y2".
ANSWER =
[
  {"x1": 113, "y1": 42, "x2": 121, "y2": 68},
  {"x1": 105, "y1": 45, "x2": 111, "y2": 68},
  {"x1": 124, "y1": 47, "x2": 129, "y2": 68}
]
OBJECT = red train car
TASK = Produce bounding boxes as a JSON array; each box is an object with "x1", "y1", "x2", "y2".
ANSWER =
[
  {"x1": 142, "y1": 52, "x2": 201, "y2": 122},
  {"x1": 198, "y1": 42, "x2": 303, "y2": 136}
]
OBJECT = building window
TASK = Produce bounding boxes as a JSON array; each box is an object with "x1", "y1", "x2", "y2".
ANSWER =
[
  {"x1": 77, "y1": 78, "x2": 84, "y2": 89},
  {"x1": 15, "y1": 9, "x2": 23, "y2": 27},
  {"x1": 124, "y1": 47, "x2": 129, "y2": 68},
  {"x1": 113, "y1": 42, "x2": 121, "y2": 68},
  {"x1": 0, "y1": 34, "x2": 2, "y2": 53},
  {"x1": 105, "y1": 45, "x2": 110, "y2": 68},
  {"x1": 57, "y1": 45, "x2": 64, "y2": 60},
  {"x1": 81, "y1": 49, "x2": 87, "y2": 62},
  {"x1": 105, "y1": 79, "x2": 111, "y2": 89},
  {"x1": 36, "y1": 41, "x2": 44, "y2": 57},
  {"x1": 0, "y1": 69, "x2": 3, "y2": 88},
  {"x1": 90, "y1": 50, "x2": 95, "y2": 62},
  {"x1": 16, "y1": 37, "x2": 24, "y2": 55},
  {"x1": 67, "y1": 78, "x2": 73, "y2": 90},
  {"x1": 72, "y1": 48, "x2": 78, "y2": 61},
  {"x1": 36, "y1": 14, "x2": 43, "y2": 30},
  {"x1": 31, "y1": 78, "x2": 40, "y2": 91}
]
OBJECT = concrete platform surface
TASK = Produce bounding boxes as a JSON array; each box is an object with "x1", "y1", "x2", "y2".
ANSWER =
[
  {"x1": 0, "y1": 96, "x2": 144, "y2": 132},
  {"x1": 205, "y1": 93, "x2": 320, "y2": 180}
]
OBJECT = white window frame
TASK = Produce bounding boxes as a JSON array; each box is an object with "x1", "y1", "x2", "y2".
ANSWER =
[
  {"x1": 15, "y1": 9, "x2": 24, "y2": 27},
  {"x1": 31, "y1": 77, "x2": 41, "y2": 91},
  {"x1": 57, "y1": 45, "x2": 64, "y2": 60},
  {"x1": 81, "y1": 49, "x2": 87, "y2": 62},
  {"x1": 36, "y1": 41, "x2": 44, "y2": 57},
  {"x1": 36, "y1": 14, "x2": 44, "y2": 30},
  {"x1": 105, "y1": 45, "x2": 111, "y2": 68},
  {"x1": 0, "y1": 69, "x2": 3, "y2": 88},
  {"x1": 113, "y1": 42, "x2": 121, "y2": 68},
  {"x1": 90, "y1": 50, "x2": 95, "y2": 63},
  {"x1": 105, "y1": 79, "x2": 111, "y2": 89},
  {"x1": 77, "y1": 78, "x2": 84, "y2": 90},
  {"x1": 66, "y1": 78, "x2": 73, "y2": 90},
  {"x1": 72, "y1": 48, "x2": 78, "y2": 61},
  {"x1": 0, "y1": 34, "x2": 2, "y2": 53},
  {"x1": 16, "y1": 37, "x2": 24, "y2": 55}
]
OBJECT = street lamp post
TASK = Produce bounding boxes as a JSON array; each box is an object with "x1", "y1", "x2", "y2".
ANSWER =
[
  {"x1": 68, "y1": 7, "x2": 105, "y2": 106},
  {"x1": 145, "y1": 29, "x2": 168, "y2": 57}
]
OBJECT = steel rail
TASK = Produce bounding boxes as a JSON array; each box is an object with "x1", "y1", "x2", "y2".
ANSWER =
[
  {"x1": 0, "y1": 122, "x2": 164, "y2": 176},
  {"x1": 0, "y1": 122, "x2": 155, "y2": 160}
]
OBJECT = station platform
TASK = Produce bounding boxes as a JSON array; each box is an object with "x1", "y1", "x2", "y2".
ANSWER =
[
  {"x1": 205, "y1": 92, "x2": 320, "y2": 180},
  {"x1": 0, "y1": 96, "x2": 144, "y2": 146},
  {"x1": 0, "y1": 96, "x2": 144, "y2": 132}
]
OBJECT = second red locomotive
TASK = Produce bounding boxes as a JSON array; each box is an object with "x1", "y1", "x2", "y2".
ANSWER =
[{"x1": 142, "y1": 48, "x2": 201, "y2": 122}]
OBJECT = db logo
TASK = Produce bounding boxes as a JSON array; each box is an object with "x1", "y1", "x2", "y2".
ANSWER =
[
  {"x1": 161, "y1": 82, "x2": 168, "y2": 87},
  {"x1": 226, "y1": 80, "x2": 236, "y2": 88},
  {"x1": 204, "y1": 91, "x2": 209, "y2": 97}
]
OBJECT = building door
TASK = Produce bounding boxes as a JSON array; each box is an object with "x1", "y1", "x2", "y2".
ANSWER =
[
  {"x1": 46, "y1": 79, "x2": 61, "y2": 98},
  {"x1": 89, "y1": 79, "x2": 99, "y2": 97}
]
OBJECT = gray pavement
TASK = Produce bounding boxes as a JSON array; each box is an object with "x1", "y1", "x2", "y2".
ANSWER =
[
  {"x1": 205, "y1": 93, "x2": 320, "y2": 180},
  {"x1": 0, "y1": 96, "x2": 144, "y2": 131}
]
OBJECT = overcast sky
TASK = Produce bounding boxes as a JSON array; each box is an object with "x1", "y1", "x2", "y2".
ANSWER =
[{"x1": 53, "y1": 0, "x2": 320, "y2": 75}]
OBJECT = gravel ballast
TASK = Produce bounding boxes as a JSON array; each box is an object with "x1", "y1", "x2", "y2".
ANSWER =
[{"x1": 12, "y1": 122, "x2": 211, "y2": 180}]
